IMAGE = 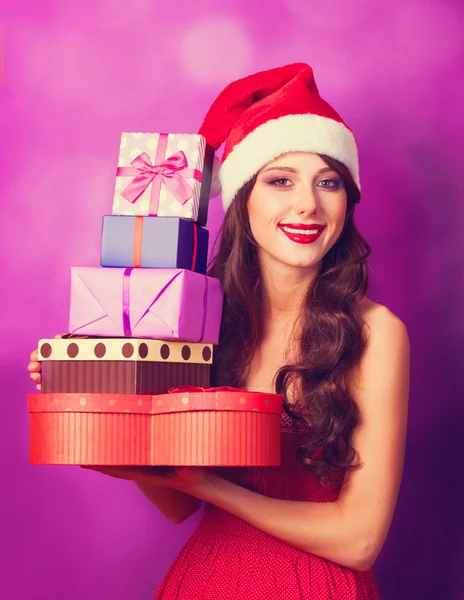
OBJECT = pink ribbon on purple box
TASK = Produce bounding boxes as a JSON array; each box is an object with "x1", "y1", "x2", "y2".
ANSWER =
[
  {"x1": 122, "y1": 268, "x2": 209, "y2": 341},
  {"x1": 117, "y1": 133, "x2": 203, "y2": 216}
]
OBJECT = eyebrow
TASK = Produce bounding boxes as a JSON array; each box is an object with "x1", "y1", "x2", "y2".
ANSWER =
[{"x1": 260, "y1": 166, "x2": 336, "y2": 175}]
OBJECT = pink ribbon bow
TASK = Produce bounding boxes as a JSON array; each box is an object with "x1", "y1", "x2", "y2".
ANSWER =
[{"x1": 120, "y1": 151, "x2": 194, "y2": 206}]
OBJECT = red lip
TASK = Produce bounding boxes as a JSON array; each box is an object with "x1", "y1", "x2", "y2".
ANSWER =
[
  {"x1": 278, "y1": 224, "x2": 325, "y2": 245},
  {"x1": 280, "y1": 223, "x2": 326, "y2": 230}
]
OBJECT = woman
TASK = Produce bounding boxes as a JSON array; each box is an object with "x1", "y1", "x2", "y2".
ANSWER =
[{"x1": 28, "y1": 63, "x2": 410, "y2": 599}]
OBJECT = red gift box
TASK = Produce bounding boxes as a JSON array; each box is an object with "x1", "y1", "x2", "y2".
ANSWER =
[{"x1": 28, "y1": 387, "x2": 283, "y2": 466}]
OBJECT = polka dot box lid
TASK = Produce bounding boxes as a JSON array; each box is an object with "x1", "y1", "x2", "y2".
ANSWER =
[
  {"x1": 38, "y1": 338, "x2": 213, "y2": 364},
  {"x1": 27, "y1": 387, "x2": 283, "y2": 415}
]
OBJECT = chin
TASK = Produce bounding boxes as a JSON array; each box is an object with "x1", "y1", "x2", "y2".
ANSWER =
[{"x1": 278, "y1": 254, "x2": 319, "y2": 269}]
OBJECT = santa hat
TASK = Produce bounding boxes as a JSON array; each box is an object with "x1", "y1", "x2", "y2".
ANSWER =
[{"x1": 198, "y1": 62, "x2": 360, "y2": 211}]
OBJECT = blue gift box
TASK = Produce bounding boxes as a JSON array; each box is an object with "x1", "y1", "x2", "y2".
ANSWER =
[{"x1": 101, "y1": 216, "x2": 209, "y2": 274}]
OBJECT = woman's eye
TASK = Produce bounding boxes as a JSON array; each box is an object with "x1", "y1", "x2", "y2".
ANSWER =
[
  {"x1": 317, "y1": 178, "x2": 343, "y2": 189},
  {"x1": 269, "y1": 177, "x2": 292, "y2": 187}
]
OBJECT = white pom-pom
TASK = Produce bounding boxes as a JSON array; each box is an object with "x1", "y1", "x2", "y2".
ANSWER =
[{"x1": 209, "y1": 153, "x2": 222, "y2": 198}]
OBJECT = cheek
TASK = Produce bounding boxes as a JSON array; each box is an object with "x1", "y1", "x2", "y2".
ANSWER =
[
  {"x1": 247, "y1": 190, "x2": 269, "y2": 238},
  {"x1": 247, "y1": 188, "x2": 284, "y2": 232},
  {"x1": 338, "y1": 202, "x2": 348, "y2": 227},
  {"x1": 327, "y1": 196, "x2": 347, "y2": 228},
  {"x1": 247, "y1": 206, "x2": 267, "y2": 244}
]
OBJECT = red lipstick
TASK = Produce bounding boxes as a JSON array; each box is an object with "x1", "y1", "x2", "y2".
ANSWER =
[{"x1": 278, "y1": 223, "x2": 326, "y2": 245}]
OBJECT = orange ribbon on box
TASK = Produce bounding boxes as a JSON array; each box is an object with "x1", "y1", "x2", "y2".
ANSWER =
[{"x1": 131, "y1": 218, "x2": 199, "y2": 270}]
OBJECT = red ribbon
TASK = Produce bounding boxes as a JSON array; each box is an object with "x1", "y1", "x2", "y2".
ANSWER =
[
  {"x1": 117, "y1": 134, "x2": 203, "y2": 215},
  {"x1": 191, "y1": 223, "x2": 198, "y2": 271}
]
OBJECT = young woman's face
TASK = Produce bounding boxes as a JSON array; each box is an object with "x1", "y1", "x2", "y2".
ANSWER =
[{"x1": 247, "y1": 152, "x2": 347, "y2": 271}]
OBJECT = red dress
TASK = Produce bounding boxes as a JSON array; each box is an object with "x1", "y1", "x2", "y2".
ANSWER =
[{"x1": 154, "y1": 409, "x2": 380, "y2": 599}]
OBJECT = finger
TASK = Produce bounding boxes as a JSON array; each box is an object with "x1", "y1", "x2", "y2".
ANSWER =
[
  {"x1": 81, "y1": 465, "x2": 110, "y2": 473},
  {"x1": 80, "y1": 465, "x2": 123, "y2": 478},
  {"x1": 175, "y1": 466, "x2": 197, "y2": 474},
  {"x1": 28, "y1": 361, "x2": 41, "y2": 373},
  {"x1": 80, "y1": 465, "x2": 141, "y2": 480},
  {"x1": 137, "y1": 467, "x2": 180, "y2": 487},
  {"x1": 30, "y1": 372, "x2": 41, "y2": 382},
  {"x1": 137, "y1": 471, "x2": 170, "y2": 487},
  {"x1": 147, "y1": 466, "x2": 176, "y2": 476},
  {"x1": 54, "y1": 333, "x2": 64, "y2": 339},
  {"x1": 36, "y1": 383, "x2": 41, "y2": 391},
  {"x1": 29, "y1": 350, "x2": 38, "y2": 362}
]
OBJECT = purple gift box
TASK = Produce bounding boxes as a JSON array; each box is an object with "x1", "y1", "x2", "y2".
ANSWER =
[
  {"x1": 69, "y1": 267, "x2": 224, "y2": 344},
  {"x1": 100, "y1": 216, "x2": 209, "y2": 273}
]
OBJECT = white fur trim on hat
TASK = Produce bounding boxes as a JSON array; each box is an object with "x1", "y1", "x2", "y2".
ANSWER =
[{"x1": 219, "y1": 113, "x2": 360, "y2": 211}]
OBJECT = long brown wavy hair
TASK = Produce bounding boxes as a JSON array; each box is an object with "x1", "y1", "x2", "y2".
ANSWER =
[{"x1": 208, "y1": 155, "x2": 371, "y2": 486}]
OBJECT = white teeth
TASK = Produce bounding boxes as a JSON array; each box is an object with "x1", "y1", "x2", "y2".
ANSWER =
[{"x1": 281, "y1": 225, "x2": 321, "y2": 235}]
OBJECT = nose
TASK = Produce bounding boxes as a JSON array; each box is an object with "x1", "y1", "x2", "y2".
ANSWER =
[{"x1": 293, "y1": 185, "x2": 318, "y2": 216}]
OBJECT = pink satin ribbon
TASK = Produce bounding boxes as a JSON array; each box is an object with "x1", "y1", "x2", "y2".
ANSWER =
[
  {"x1": 121, "y1": 269, "x2": 209, "y2": 341},
  {"x1": 117, "y1": 134, "x2": 203, "y2": 215},
  {"x1": 122, "y1": 268, "x2": 132, "y2": 337}
]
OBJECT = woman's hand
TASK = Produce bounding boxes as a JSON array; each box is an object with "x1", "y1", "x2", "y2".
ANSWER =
[
  {"x1": 28, "y1": 347, "x2": 42, "y2": 390},
  {"x1": 28, "y1": 333, "x2": 213, "y2": 498},
  {"x1": 27, "y1": 333, "x2": 63, "y2": 390},
  {"x1": 80, "y1": 465, "x2": 211, "y2": 497}
]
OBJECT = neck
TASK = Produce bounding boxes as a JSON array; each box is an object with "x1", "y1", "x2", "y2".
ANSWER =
[{"x1": 258, "y1": 253, "x2": 320, "y2": 324}]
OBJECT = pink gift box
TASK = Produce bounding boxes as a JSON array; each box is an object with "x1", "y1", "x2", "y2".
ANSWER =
[
  {"x1": 113, "y1": 132, "x2": 214, "y2": 226},
  {"x1": 69, "y1": 267, "x2": 224, "y2": 343}
]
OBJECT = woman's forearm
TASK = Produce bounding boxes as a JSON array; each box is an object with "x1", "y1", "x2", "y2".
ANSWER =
[
  {"x1": 135, "y1": 480, "x2": 203, "y2": 523},
  {"x1": 191, "y1": 473, "x2": 371, "y2": 571}
]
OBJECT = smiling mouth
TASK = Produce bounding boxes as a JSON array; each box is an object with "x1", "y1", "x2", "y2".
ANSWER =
[
  {"x1": 279, "y1": 225, "x2": 323, "y2": 235},
  {"x1": 277, "y1": 224, "x2": 326, "y2": 245}
]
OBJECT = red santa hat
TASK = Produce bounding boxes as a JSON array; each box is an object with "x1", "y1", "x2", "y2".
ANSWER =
[{"x1": 198, "y1": 62, "x2": 360, "y2": 211}]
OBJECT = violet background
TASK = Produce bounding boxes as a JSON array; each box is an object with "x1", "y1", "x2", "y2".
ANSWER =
[{"x1": 1, "y1": 1, "x2": 463, "y2": 598}]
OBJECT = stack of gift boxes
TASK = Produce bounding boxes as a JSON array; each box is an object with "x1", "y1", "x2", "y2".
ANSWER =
[{"x1": 28, "y1": 132, "x2": 283, "y2": 467}]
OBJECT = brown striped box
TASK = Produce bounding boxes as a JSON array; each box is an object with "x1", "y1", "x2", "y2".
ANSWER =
[
  {"x1": 27, "y1": 388, "x2": 283, "y2": 466},
  {"x1": 39, "y1": 338, "x2": 212, "y2": 394}
]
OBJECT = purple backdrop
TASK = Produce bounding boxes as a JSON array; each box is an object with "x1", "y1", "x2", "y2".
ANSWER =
[{"x1": 1, "y1": 1, "x2": 463, "y2": 598}]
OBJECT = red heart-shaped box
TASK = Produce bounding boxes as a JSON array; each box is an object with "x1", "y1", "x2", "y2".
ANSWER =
[{"x1": 27, "y1": 387, "x2": 283, "y2": 467}]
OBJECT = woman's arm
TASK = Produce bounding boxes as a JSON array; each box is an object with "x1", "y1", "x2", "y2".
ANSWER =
[
  {"x1": 81, "y1": 465, "x2": 204, "y2": 523},
  {"x1": 135, "y1": 479, "x2": 203, "y2": 524},
  {"x1": 28, "y1": 346, "x2": 203, "y2": 525},
  {"x1": 187, "y1": 307, "x2": 410, "y2": 571}
]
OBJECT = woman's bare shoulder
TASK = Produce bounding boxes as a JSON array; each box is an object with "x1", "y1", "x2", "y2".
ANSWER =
[
  {"x1": 348, "y1": 297, "x2": 409, "y2": 391},
  {"x1": 358, "y1": 297, "x2": 407, "y2": 335}
]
